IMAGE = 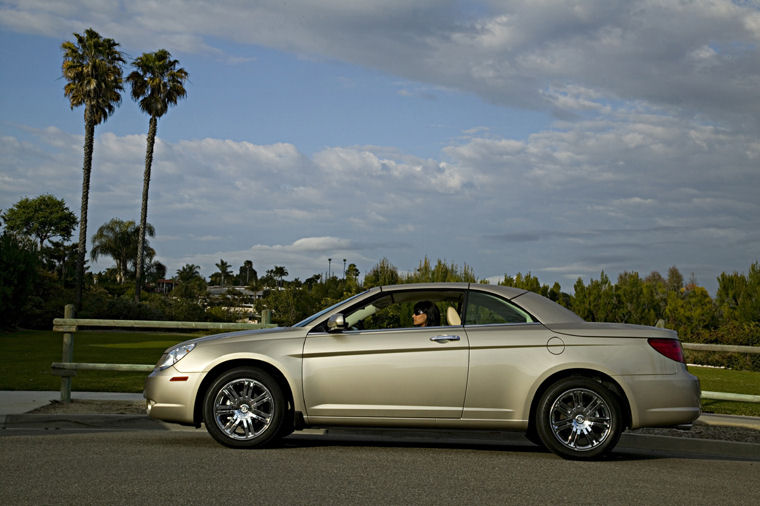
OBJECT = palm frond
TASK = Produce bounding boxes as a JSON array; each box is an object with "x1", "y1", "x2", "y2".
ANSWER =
[{"x1": 61, "y1": 28, "x2": 125, "y2": 124}]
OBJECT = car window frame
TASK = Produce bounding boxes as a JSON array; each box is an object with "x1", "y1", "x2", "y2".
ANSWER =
[
  {"x1": 461, "y1": 289, "x2": 539, "y2": 327},
  {"x1": 308, "y1": 288, "x2": 467, "y2": 334}
]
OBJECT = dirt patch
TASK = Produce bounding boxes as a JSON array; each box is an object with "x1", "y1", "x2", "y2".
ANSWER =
[{"x1": 28, "y1": 399, "x2": 146, "y2": 415}]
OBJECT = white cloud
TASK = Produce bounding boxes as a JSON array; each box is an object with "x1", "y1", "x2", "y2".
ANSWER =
[
  {"x1": 2, "y1": 1, "x2": 760, "y2": 292},
  {"x1": 3, "y1": 95, "x2": 758, "y2": 292},
  {"x1": 4, "y1": 0, "x2": 760, "y2": 128}
]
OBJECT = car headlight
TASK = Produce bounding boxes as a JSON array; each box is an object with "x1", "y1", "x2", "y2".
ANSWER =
[{"x1": 157, "y1": 343, "x2": 196, "y2": 371}]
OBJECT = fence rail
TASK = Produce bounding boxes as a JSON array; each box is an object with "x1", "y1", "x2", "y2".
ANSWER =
[
  {"x1": 682, "y1": 342, "x2": 760, "y2": 354},
  {"x1": 681, "y1": 342, "x2": 760, "y2": 403},
  {"x1": 52, "y1": 318, "x2": 275, "y2": 333},
  {"x1": 52, "y1": 304, "x2": 274, "y2": 402},
  {"x1": 52, "y1": 306, "x2": 760, "y2": 405}
]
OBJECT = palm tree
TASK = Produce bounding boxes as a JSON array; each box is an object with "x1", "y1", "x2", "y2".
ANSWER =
[
  {"x1": 62, "y1": 28, "x2": 125, "y2": 310},
  {"x1": 272, "y1": 265, "x2": 288, "y2": 287},
  {"x1": 90, "y1": 218, "x2": 154, "y2": 284},
  {"x1": 174, "y1": 263, "x2": 206, "y2": 299},
  {"x1": 127, "y1": 49, "x2": 188, "y2": 302},
  {"x1": 176, "y1": 264, "x2": 202, "y2": 283},
  {"x1": 215, "y1": 259, "x2": 232, "y2": 286}
]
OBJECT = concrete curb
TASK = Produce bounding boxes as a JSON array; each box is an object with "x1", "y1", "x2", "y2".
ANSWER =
[
  {"x1": 698, "y1": 413, "x2": 760, "y2": 430},
  {"x1": 617, "y1": 432, "x2": 760, "y2": 460}
]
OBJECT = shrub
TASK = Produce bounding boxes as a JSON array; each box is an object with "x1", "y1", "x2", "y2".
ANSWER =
[{"x1": 684, "y1": 321, "x2": 760, "y2": 371}]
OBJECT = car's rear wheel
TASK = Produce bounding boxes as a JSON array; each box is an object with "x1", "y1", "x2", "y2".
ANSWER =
[
  {"x1": 536, "y1": 376, "x2": 622, "y2": 460},
  {"x1": 203, "y1": 367, "x2": 285, "y2": 448}
]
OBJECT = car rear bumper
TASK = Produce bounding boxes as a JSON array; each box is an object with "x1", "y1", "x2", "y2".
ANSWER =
[{"x1": 623, "y1": 368, "x2": 701, "y2": 428}]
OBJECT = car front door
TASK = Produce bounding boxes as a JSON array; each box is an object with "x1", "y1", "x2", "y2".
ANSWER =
[{"x1": 302, "y1": 291, "x2": 469, "y2": 419}]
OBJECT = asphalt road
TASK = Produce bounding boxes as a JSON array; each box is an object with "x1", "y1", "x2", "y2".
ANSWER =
[{"x1": 1, "y1": 425, "x2": 758, "y2": 505}]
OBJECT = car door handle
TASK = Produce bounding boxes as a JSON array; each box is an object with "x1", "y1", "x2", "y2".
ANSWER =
[{"x1": 430, "y1": 335, "x2": 460, "y2": 342}]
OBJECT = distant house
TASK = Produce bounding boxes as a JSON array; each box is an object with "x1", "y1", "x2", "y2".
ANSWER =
[
  {"x1": 205, "y1": 286, "x2": 266, "y2": 323},
  {"x1": 156, "y1": 279, "x2": 176, "y2": 294},
  {"x1": 205, "y1": 286, "x2": 263, "y2": 299}
]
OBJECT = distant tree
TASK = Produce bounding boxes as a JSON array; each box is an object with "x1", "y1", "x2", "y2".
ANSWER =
[
  {"x1": 260, "y1": 269, "x2": 277, "y2": 288},
  {"x1": 214, "y1": 259, "x2": 232, "y2": 286},
  {"x1": 666, "y1": 266, "x2": 684, "y2": 293},
  {"x1": 548, "y1": 282, "x2": 572, "y2": 307},
  {"x1": 174, "y1": 263, "x2": 206, "y2": 299},
  {"x1": 45, "y1": 240, "x2": 78, "y2": 287},
  {"x1": 614, "y1": 271, "x2": 657, "y2": 325},
  {"x1": 304, "y1": 273, "x2": 322, "y2": 288},
  {"x1": 501, "y1": 272, "x2": 546, "y2": 295},
  {"x1": 272, "y1": 265, "x2": 288, "y2": 287},
  {"x1": 716, "y1": 262, "x2": 760, "y2": 323},
  {"x1": 255, "y1": 285, "x2": 315, "y2": 326},
  {"x1": 364, "y1": 258, "x2": 399, "y2": 287},
  {"x1": 1, "y1": 195, "x2": 77, "y2": 250},
  {"x1": 572, "y1": 272, "x2": 616, "y2": 322},
  {"x1": 0, "y1": 232, "x2": 39, "y2": 328},
  {"x1": 642, "y1": 270, "x2": 669, "y2": 321},
  {"x1": 410, "y1": 257, "x2": 477, "y2": 283},
  {"x1": 664, "y1": 283, "x2": 717, "y2": 339},
  {"x1": 127, "y1": 49, "x2": 188, "y2": 302},
  {"x1": 345, "y1": 263, "x2": 360, "y2": 281},
  {"x1": 90, "y1": 218, "x2": 154, "y2": 284},
  {"x1": 176, "y1": 263, "x2": 201, "y2": 283},
  {"x1": 145, "y1": 260, "x2": 166, "y2": 286},
  {"x1": 62, "y1": 28, "x2": 125, "y2": 309},
  {"x1": 237, "y1": 260, "x2": 257, "y2": 285}
]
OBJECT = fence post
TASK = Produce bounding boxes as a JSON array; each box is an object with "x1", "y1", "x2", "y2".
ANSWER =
[{"x1": 60, "y1": 304, "x2": 75, "y2": 403}]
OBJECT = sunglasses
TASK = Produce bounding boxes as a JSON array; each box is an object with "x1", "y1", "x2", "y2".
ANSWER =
[{"x1": 413, "y1": 309, "x2": 425, "y2": 316}]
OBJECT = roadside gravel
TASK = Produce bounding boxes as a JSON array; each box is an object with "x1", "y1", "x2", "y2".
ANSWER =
[{"x1": 29, "y1": 399, "x2": 146, "y2": 415}]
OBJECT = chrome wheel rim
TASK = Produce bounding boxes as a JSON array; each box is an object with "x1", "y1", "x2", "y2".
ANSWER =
[
  {"x1": 212, "y1": 378, "x2": 274, "y2": 440},
  {"x1": 549, "y1": 388, "x2": 612, "y2": 452}
]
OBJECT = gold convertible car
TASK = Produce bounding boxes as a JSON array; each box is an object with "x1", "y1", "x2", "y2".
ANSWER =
[{"x1": 144, "y1": 282, "x2": 701, "y2": 459}]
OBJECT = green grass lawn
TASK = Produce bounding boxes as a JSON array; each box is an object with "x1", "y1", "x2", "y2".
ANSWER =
[
  {"x1": 0, "y1": 329, "x2": 201, "y2": 392},
  {"x1": 688, "y1": 365, "x2": 760, "y2": 417},
  {"x1": 1, "y1": 330, "x2": 759, "y2": 417}
]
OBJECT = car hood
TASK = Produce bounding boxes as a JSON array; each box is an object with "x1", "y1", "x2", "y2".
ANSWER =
[
  {"x1": 181, "y1": 326, "x2": 303, "y2": 347},
  {"x1": 542, "y1": 321, "x2": 677, "y2": 339}
]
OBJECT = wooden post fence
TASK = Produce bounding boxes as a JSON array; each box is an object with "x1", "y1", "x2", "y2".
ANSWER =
[{"x1": 52, "y1": 309, "x2": 276, "y2": 402}]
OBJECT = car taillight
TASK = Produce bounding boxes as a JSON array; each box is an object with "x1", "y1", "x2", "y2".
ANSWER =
[{"x1": 648, "y1": 338, "x2": 684, "y2": 363}]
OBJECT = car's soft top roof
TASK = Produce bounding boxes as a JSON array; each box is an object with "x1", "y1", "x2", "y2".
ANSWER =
[{"x1": 379, "y1": 282, "x2": 526, "y2": 298}]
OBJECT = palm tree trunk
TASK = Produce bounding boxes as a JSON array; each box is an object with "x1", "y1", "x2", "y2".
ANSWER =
[
  {"x1": 75, "y1": 106, "x2": 95, "y2": 311},
  {"x1": 135, "y1": 115, "x2": 157, "y2": 302}
]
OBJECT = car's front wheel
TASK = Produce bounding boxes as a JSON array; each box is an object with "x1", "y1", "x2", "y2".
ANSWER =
[
  {"x1": 203, "y1": 367, "x2": 285, "y2": 448},
  {"x1": 535, "y1": 376, "x2": 623, "y2": 459}
]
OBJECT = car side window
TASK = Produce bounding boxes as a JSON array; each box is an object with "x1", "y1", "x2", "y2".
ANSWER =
[
  {"x1": 345, "y1": 295, "x2": 401, "y2": 330},
  {"x1": 341, "y1": 291, "x2": 465, "y2": 331},
  {"x1": 465, "y1": 291, "x2": 533, "y2": 325}
]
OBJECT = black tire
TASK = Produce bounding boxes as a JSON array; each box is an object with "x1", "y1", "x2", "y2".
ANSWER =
[
  {"x1": 535, "y1": 376, "x2": 623, "y2": 460},
  {"x1": 524, "y1": 425, "x2": 544, "y2": 447},
  {"x1": 203, "y1": 367, "x2": 285, "y2": 448}
]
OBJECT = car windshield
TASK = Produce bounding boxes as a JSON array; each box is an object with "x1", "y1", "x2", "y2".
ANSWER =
[{"x1": 292, "y1": 291, "x2": 369, "y2": 328}]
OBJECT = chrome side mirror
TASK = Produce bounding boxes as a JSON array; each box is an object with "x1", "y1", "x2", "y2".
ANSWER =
[{"x1": 327, "y1": 313, "x2": 346, "y2": 333}]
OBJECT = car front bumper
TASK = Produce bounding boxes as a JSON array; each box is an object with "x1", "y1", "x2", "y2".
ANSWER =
[{"x1": 144, "y1": 367, "x2": 204, "y2": 425}]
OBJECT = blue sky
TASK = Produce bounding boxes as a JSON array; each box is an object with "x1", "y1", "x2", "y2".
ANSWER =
[{"x1": 2, "y1": 0, "x2": 760, "y2": 294}]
